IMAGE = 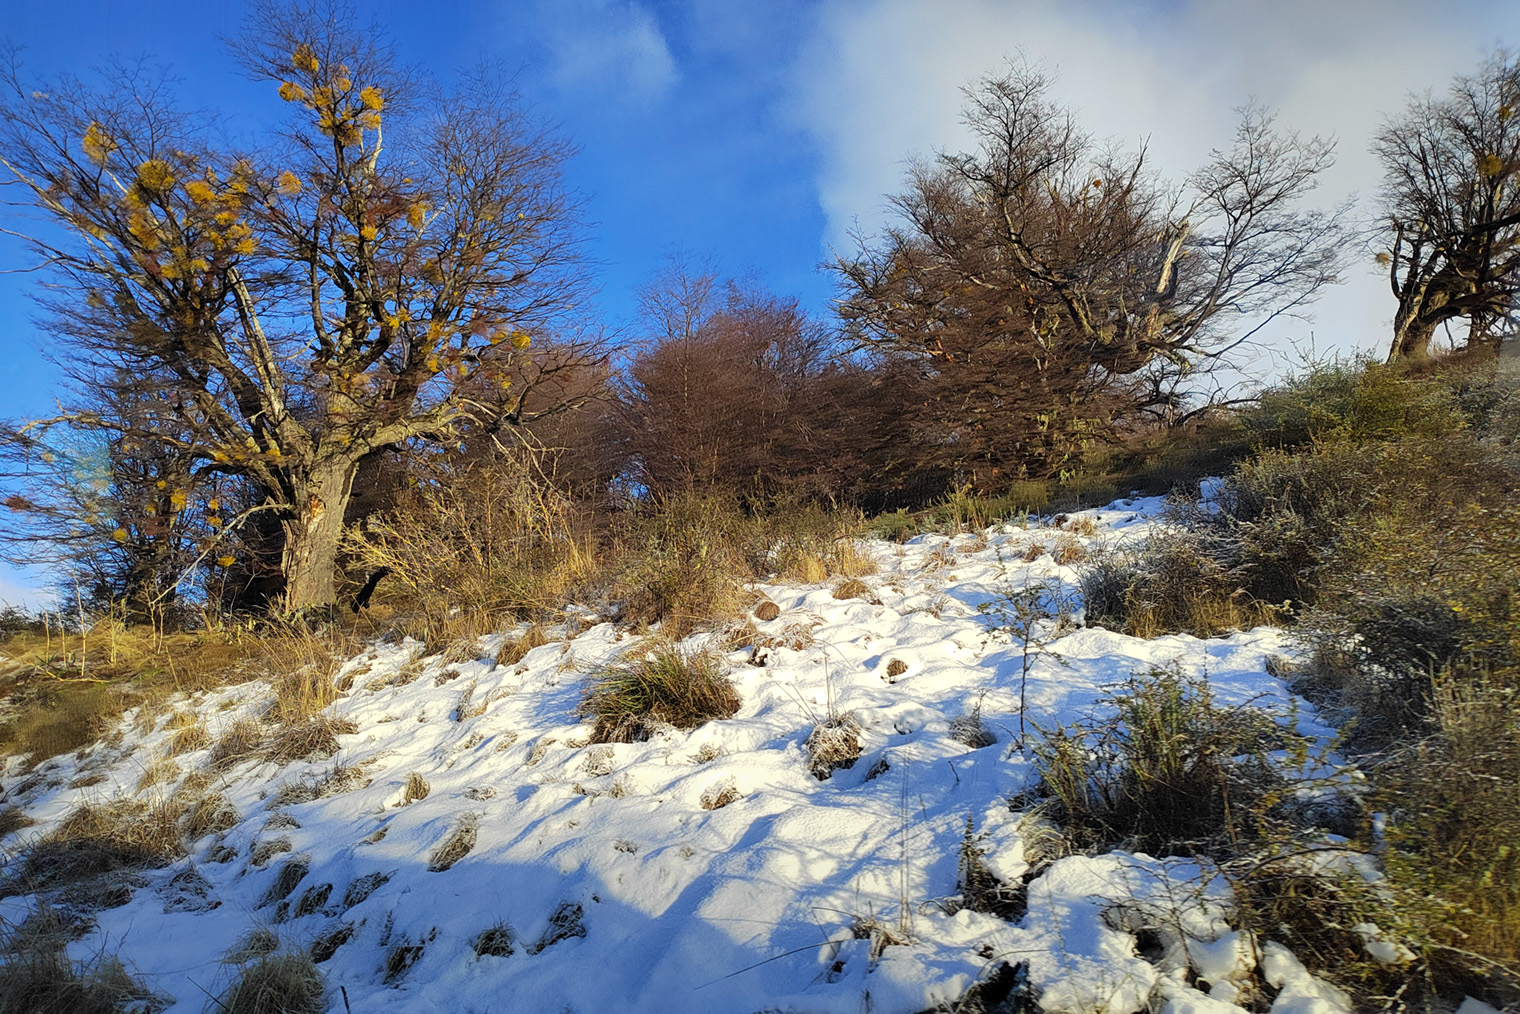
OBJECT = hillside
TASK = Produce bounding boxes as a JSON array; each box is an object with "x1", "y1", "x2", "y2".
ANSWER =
[{"x1": 0, "y1": 497, "x2": 1381, "y2": 1014}]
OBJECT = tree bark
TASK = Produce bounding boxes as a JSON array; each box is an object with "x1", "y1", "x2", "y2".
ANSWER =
[
  {"x1": 1389, "y1": 308, "x2": 1436, "y2": 362},
  {"x1": 279, "y1": 458, "x2": 357, "y2": 612}
]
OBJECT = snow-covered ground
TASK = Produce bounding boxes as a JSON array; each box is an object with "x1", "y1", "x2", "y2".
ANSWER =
[{"x1": 0, "y1": 497, "x2": 1357, "y2": 1014}]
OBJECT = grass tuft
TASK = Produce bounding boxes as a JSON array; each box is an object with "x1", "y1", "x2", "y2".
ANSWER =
[
  {"x1": 214, "y1": 950, "x2": 325, "y2": 1014},
  {"x1": 804, "y1": 715, "x2": 862, "y2": 780},
  {"x1": 582, "y1": 646, "x2": 740, "y2": 744}
]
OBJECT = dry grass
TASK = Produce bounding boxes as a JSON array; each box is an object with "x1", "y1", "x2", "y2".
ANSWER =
[
  {"x1": 804, "y1": 715, "x2": 862, "y2": 780},
  {"x1": 581, "y1": 646, "x2": 740, "y2": 744},
  {"x1": 133, "y1": 755, "x2": 180, "y2": 792},
  {"x1": 7, "y1": 798, "x2": 186, "y2": 894},
  {"x1": 209, "y1": 717, "x2": 265, "y2": 770},
  {"x1": 473, "y1": 924, "x2": 515, "y2": 957},
  {"x1": 496, "y1": 624, "x2": 551, "y2": 667},
  {"x1": 0, "y1": 808, "x2": 36, "y2": 841},
  {"x1": 168, "y1": 721, "x2": 211, "y2": 755},
  {"x1": 0, "y1": 906, "x2": 158, "y2": 1014},
  {"x1": 401, "y1": 772, "x2": 430, "y2": 805},
  {"x1": 182, "y1": 791, "x2": 240, "y2": 841},
  {"x1": 1051, "y1": 536, "x2": 1086, "y2": 566},
  {"x1": 699, "y1": 780, "x2": 740, "y2": 810},
  {"x1": 346, "y1": 456, "x2": 598, "y2": 646},
  {"x1": 831, "y1": 577, "x2": 871, "y2": 601},
  {"x1": 0, "y1": 622, "x2": 257, "y2": 765},
  {"x1": 428, "y1": 814, "x2": 478, "y2": 872},
  {"x1": 1080, "y1": 538, "x2": 1284, "y2": 640},
  {"x1": 266, "y1": 714, "x2": 357, "y2": 765},
  {"x1": 214, "y1": 951, "x2": 325, "y2": 1014}
]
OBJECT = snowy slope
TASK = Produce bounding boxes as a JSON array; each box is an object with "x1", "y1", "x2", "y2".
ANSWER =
[{"x1": 0, "y1": 497, "x2": 1354, "y2": 1014}]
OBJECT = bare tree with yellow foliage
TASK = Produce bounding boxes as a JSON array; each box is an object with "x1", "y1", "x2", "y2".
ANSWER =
[{"x1": 0, "y1": 1, "x2": 592, "y2": 610}]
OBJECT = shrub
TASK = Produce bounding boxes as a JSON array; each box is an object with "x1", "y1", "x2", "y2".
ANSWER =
[
  {"x1": 347, "y1": 455, "x2": 597, "y2": 644},
  {"x1": 1032, "y1": 665, "x2": 1312, "y2": 856},
  {"x1": 612, "y1": 494, "x2": 754, "y2": 636},
  {"x1": 1079, "y1": 536, "x2": 1283, "y2": 639},
  {"x1": 214, "y1": 951, "x2": 325, "y2": 1014},
  {"x1": 582, "y1": 647, "x2": 740, "y2": 743},
  {"x1": 1377, "y1": 672, "x2": 1520, "y2": 988},
  {"x1": 1243, "y1": 355, "x2": 1466, "y2": 450},
  {"x1": 869, "y1": 509, "x2": 919, "y2": 543}
]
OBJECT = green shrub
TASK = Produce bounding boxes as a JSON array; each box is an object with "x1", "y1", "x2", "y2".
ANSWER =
[
  {"x1": 1378, "y1": 672, "x2": 1520, "y2": 991},
  {"x1": 1032, "y1": 665, "x2": 1312, "y2": 856},
  {"x1": 868, "y1": 508, "x2": 919, "y2": 543},
  {"x1": 1244, "y1": 356, "x2": 1467, "y2": 450},
  {"x1": 582, "y1": 646, "x2": 740, "y2": 743}
]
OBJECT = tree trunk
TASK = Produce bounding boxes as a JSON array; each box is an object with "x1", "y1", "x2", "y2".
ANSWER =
[
  {"x1": 1389, "y1": 310, "x2": 1436, "y2": 362},
  {"x1": 280, "y1": 459, "x2": 357, "y2": 612}
]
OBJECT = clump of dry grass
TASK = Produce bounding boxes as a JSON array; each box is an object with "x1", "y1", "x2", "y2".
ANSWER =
[
  {"x1": 428, "y1": 814, "x2": 478, "y2": 872},
  {"x1": 1051, "y1": 536, "x2": 1086, "y2": 566},
  {"x1": 182, "y1": 791, "x2": 240, "y2": 841},
  {"x1": 214, "y1": 950, "x2": 325, "y2": 1014},
  {"x1": 700, "y1": 780, "x2": 740, "y2": 810},
  {"x1": 804, "y1": 715, "x2": 862, "y2": 780},
  {"x1": 133, "y1": 755, "x2": 180, "y2": 792},
  {"x1": 8, "y1": 798, "x2": 186, "y2": 893},
  {"x1": 496, "y1": 624, "x2": 550, "y2": 667},
  {"x1": 1080, "y1": 537, "x2": 1283, "y2": 639},
  {"x1": 401, "y1": 772, "x2": 430, "y2": 805},
  {"x1": 265, "y1": 714, "x2": 357, "y2": 765},
  {"x1": 473, "y1": 923, "x2": 515, "y2": 958},
  {"x1": 209, "y1": 717, "x2": 264, "y2": 769},
  {"x1": 581, "y1": 646, "x2": 740, "y2": 744},
  {"x1": 168, "y1": 720, "x2": 211, "y2": 756},
  {"x1": 831, "y1": 577, "x2": 871, "y2": 601},
  {"x1": 0, "y1": 808, "x2": 35, "y2": 841},
  {"x1": 0, "y1": 905, "x2": 159, "y2": 1014}
]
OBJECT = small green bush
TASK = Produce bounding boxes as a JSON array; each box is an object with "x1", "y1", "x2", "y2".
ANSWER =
[
  {"x1": 582, "y1": 646, "x2": 740, "y2": 743},
  {"x1": 1033, "y1": 665, "x2": 1312, "y2": 856},
  {"x1": 1377, "y1": 671, "x2": 1520, "y2": 988},
  {"x1": 868, "y1": 508, "x2": 919, "y2": 543},
  {"x1": 1244, "y1": 356, "x2": 1467, "y2": 450}
]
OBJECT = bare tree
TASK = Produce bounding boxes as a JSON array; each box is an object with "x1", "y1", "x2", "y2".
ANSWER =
[
  {"x1": 0, "y1": 1, "x2": 592, "y2": 610},
  {"x1": 1376, "y1": 51, "x2": 1520, "y2": 361},
  {"x1": 619, "y1": 266, "x2": 837, "y2": 498},
  {"x1": 836, "y1": 66, "x2": 1345, "y2": 485}
]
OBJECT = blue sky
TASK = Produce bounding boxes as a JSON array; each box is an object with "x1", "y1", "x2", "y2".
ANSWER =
[{"x1": 2, "y1": 0, "x2": 1519, "y2": 602}]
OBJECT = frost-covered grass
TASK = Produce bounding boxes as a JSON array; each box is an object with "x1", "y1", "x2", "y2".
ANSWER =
[{"x1": 0, "y1": 496, "x2": 1378, "y2": 1014}]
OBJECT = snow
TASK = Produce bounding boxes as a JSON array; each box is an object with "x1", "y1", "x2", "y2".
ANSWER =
[{"x1": 0, "y1": 496, "x2": 1356, "y2": 1014}]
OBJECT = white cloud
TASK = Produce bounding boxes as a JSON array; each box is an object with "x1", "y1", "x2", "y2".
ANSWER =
[
  {"x1": 537, "y1": 0, "x2": 679, "y2": 102},
  {"x1": 788, "y1": 0, "x2": 1520, "y2": 363},
  {"x1": 0, "y1": 564, "x2": 55, "y2": 612}
]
